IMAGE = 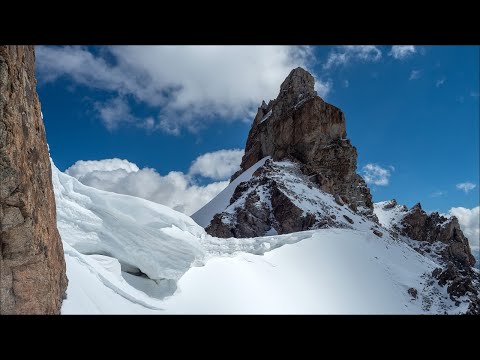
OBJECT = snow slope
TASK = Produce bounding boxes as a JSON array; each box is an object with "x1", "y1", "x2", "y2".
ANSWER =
[
  {"x1": 62, "y1": 227, "x2": 467, "y2": 314},
  {"x1": 166, "y1": 229, "x2": 464, "y2": 314},
  {"x1": 374, "y1": 200, "x2": 408, "y2": 230},
  {"x1": 53, "y1": 160, "x2": 470, "y2": 314},
  {"x1": 53, "y1": 160, "x2": 206, "y2": 282},
  {"x1": 192, "y1": 157, "x2": 270, "y2": 227}
]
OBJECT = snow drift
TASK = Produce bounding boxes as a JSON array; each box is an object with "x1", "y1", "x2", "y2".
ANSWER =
[
  {"x1": 52, "y1": 160, "x2": 476, "y2": 314},
  {"x1": 53, "y1": 161, "x2": 206, "y2": 282}
]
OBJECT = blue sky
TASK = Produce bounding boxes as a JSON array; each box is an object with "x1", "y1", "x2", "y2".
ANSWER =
[{"x1": 36, "y1": 45, "x2": 479, "y2": 221}]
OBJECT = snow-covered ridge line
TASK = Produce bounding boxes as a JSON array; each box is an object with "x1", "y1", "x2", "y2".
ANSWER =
[{"x1": 192, "y1": 157, "x2": 271, "y2": 227}]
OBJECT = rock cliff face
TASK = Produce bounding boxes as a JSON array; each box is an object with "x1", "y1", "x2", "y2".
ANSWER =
[
  {"x1": 401, "y1": 203, "x2": 475, "y2": 267},
  {"x1": 0, "y1": 46, "x2": 67, "y2": 314},
  {"x1": 231, "y1": 67, "x2": 374, "y2": 217},
  {"x1": 206, "y1": 158, "x2": 365, "y2": 238},
  {"x1": 374, "y1": 200, "x2": 475, "y2": 268}
]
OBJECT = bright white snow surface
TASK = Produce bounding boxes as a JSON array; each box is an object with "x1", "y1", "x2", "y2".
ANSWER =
[
  {"x1": 53, "y1": 161, "x2": 206, "y2": 282},
  {"x1": 374, "y1": 200, "x2": 408, "y2": 231},
  {"x1": 53, "y1": 160, "x2": 464, "y2": 314}
]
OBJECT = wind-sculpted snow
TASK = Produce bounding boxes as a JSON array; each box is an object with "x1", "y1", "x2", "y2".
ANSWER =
[
  {"x1": 62, "y1": 243, "x2": 165, "y2": 313},
  {"x1": 52, "y1": 160, "x2": 206, "y2": 281}
]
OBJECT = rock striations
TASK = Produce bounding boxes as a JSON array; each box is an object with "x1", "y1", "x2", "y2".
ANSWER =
[
  {"x1": 232, "y1": 68, "x2": 374, "y2": 216},
  {"x1": 0, "y1": 46, "x2": 67, "y2": 314},
  {"x1": 203, "y1": 67, "x2": 375, "y2": 238},
  {"x1": 401, "y1": 203, "x2": 475, "y2": 267}
]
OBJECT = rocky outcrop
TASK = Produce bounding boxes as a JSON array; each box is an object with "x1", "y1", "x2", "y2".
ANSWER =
[
  {"x1": 205, "y1": 67, "x2": 376, "y2": 238},
  {"x1": 0, "y1": 46, "x2": 67, "y2": 314},
  {"x1": 231, "y1": 67, "x2": 374, "y2": 217},
  {"x1": 401, "y1": 203, "x2": 475, "y2": 267},
  {"x1": 432, "y1": 264, "x2": 479, "y2": 314},
  {"x1": 374, "y1": 199, "x2": 478, "y2": 312},
  {"x1": 397, "y1": 203, "x2": 480, "y2": 315},
  {"x1": 206, "y1": 158, "x2": 360, "y2": 238}
]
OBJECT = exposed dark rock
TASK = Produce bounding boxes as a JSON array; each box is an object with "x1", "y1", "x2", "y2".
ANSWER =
[
  {"x1": 432, "y1": 263, "x2": 479, "y2": 312},
  {"x1": 0, "y1": 46, "x2": 67, "y2": 314},
  {"x1": 231, "y1": 67, "x2": 375, "y2": 218},
  {"x1": 208, "y1": 68, "x2": 376, "y2": 238},
  {"x1": 408, "y1": 287, "x2": 418, "y2": 299},
  {"x1": 401, "y1": 203, "x2": 475, "y2": 267},
  {"x1": 383, "y1": 199, "x2": 397, "y2": 209},
  {"x1": 432, "y1": 268, "x2": 443, "y2": 279},
  {"x1": 206, "y1": 159, "x2": 352, "y2": 238},
  {"x1": 343, "y1": 215, "x2": 354, "y2": 224},
  {"x1": 373, "y1": 229, "x2": 383, "y2": 238}
]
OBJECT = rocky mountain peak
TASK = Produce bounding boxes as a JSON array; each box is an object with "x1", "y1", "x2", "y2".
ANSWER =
[
  {"x1": 196, "y1": 68, "x2": 377, "y2": 239},
  {"x1": 277, "y1": 67, "x2": 316, "y2": 104},
  {"x1": 230, "y1": 67, "x2": 374, "y2": 219},
  {"x1": 411, "y1": 202, "x2": 422, "y2": 211}
]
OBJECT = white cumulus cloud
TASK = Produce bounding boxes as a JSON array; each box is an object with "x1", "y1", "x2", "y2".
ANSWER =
[
  {"x1": 389, "y1": 46, "x2": 416, "y2": 59},
  {"x1": 361, "y1": 163, "x2": 393, "y2": 186},
  {"x1": 456, "y1": 182, "x2": 476, "y2": 194},
  {"x1": 36, "y1": 46, "x2": 331, "y2": 134},
  {"x1": 65, "y1": 158, "x2": 140, "y2": 180},
  {"x1": 65, "y1": 149, "x2": 244, "y2": 216},
  {"x1": 189, "y1": 149, "x2": 244, "y2": 180},
  {"x1": 323, "y1": 46, "x2": 382, "y2": 70}
]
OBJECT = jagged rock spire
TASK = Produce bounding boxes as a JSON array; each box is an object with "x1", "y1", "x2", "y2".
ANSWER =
[
  {"x1": 231, "y1": 67, "x2": 374, "y2": 217},
  {"x1": 277, "y1": 67, "x2": 317, "y2": 104}
]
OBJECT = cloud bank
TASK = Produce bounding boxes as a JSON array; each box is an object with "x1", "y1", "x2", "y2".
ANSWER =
[
  {"x1": 36, "y1": 46, "x2": 331, "y2": 134},
  {"x1": 65, "y1": 149, "x2": 244, "y2": 216},
  {"x1": 189, "y1": 149, "x2": 243, "y2": 180}
]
